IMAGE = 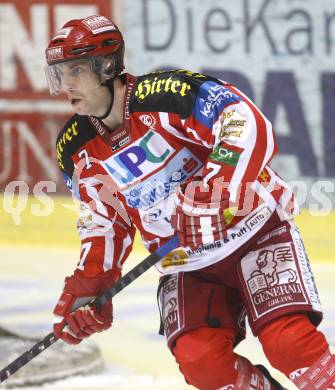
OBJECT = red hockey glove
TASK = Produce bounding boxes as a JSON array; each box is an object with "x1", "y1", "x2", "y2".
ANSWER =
[
  {"x1": 53, "y1": 269, "x2": 120, "y2": 345},
  {"x1": 171, "y1": 178, "x2": 229, "y2": 250}
]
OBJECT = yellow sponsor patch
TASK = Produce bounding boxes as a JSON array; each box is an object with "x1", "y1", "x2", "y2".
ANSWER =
[
  {"x1": 259, "y1": 168, "x2": 270, "y2": 182},
  {"x1": 223, "y1": 206, "x2": 238, "y2": 226},
  {"x1": 220, "y1": 110, "x2": 247, "y2": 140},
  {"x1": 56, "y1": 121, "x2": 79, "y2": 169},
  {"x1": 161, "y1": 249, "x2": 189, "y2": 268},
  {"x1": 135, "y1": 76, "x2": 191, "y2": 103}
]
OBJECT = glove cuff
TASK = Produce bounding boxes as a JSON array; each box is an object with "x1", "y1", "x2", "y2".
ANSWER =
[
  {"x1": 177, "y1": 180, "x2": 229, "y2": 215},
  {"x1": 78, "y1": 269, "x2": 121, "y2": 293},
  {"x1": 53, "y1": 269, "x2": 121, "y2": 317},
  {"x1": 65, "y1": 268, "x2": 121, "y2": 296},
  {"x1": 53, "y1": 291, "x2": 75, "y2": 317}
]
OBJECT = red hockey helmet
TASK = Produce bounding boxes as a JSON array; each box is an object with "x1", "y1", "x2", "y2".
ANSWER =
[{"x1": 45, "y1": 15, "x2": 124, "y2": 95}]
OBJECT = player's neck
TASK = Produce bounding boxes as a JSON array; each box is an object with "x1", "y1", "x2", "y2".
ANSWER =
[{"x1": 101, "y1": 77, "x2": 126, "y2": 131}]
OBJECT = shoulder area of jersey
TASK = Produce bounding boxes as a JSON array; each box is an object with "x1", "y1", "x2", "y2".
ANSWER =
[
  {"x1": 56, "y1": 114, "x2": 96, "y2": 173},
  {"x1": 130, "y1": 69, "x2": 217, "y2": 114}
]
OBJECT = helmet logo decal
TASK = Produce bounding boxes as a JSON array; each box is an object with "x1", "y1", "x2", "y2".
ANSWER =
[
  {"x1": 82, "y1": 15, "x2": 117, "y2": 35},
  {"x1": 52, "y1": 27, "x2": 73, "y2": 40},
  {"x1": 46, "y1": 46, "x2": 63, "y2": 62}
]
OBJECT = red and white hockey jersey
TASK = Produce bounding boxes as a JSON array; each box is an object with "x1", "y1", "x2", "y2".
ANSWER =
[{"x1": 56, "y1": 70, "x2": 298, "y2": 276}]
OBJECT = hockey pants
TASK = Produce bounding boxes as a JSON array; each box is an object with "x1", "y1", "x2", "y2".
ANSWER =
[{"x1": 173, "y1": 313, "x2": 335, "y2": 390}]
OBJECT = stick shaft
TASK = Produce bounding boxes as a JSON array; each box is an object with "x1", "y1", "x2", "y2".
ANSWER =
[
  {"x1": 0, "y1": 236, "x2": 179, "y2": 383},
  {"x1": 0, "y1": 332, "x2": 57, "y2": 382},
  {"x1": 94, "y1": 235, "x2": 179, "y2": 307}
]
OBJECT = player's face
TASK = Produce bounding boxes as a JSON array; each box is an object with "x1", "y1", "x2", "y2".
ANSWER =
[
  {"x1": 58, "y1": 61, "x2": 102, "y2": 115},
  {"x1": 46, "y1": 59, "x2": 107, "y2": 116}
]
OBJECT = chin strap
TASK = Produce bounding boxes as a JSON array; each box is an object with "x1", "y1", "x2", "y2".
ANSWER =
[{"x1": 96, "y1": 81, "x2": 114, "y2": 120}]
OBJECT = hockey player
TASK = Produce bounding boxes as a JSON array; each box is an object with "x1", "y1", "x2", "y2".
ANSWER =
[{"x1": 45, "y1": 15, "x2": 334, "y2": 390}]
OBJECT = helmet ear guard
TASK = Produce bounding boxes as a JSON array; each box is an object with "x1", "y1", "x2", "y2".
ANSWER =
[
  {"x1": 103, "y1": 59, "x2": 115, "y2": 77},
  {"x1": 101, "y1": 44, "x2": 125, "y2": 78},
  {"x1": 93, "y1": 56, "x2": 119, "y2": 81}
]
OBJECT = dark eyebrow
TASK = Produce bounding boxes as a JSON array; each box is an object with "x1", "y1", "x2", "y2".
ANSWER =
[
  {"x1": 68, "y1": 61, "x2": 89, "y2": 69},
  {"x1": 69, "y1": 63, "x2": 82, "y2": 69}
]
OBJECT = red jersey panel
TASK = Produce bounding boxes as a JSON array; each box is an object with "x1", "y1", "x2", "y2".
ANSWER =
[{"x1": 56, "y1": 70, "x2": 298, "y2": 276}]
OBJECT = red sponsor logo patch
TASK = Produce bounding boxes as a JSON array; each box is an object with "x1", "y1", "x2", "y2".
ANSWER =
[
  {"x1": 46, "y1": 46, "x2": 63, "y2": 62},
  {"x1": 242, "y1": 243, "x2": 308, "y2": 319},
  {"x1": 82, "y1": 15, "x2": 116, "y2": 35}
]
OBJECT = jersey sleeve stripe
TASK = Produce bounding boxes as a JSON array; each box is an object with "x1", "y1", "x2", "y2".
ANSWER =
[
  {"x1": 227, "y1": 85, "x2": 277, "y2": 193},
  {"x1": 226, "y1": 101, "x2": 258, "y2": 201},
  {"x1": 103, "y1": 231, "x2": 116, "y2": 271},
  {"x1": 159, "y1": 112, "x2": 204, "y2": 146}
]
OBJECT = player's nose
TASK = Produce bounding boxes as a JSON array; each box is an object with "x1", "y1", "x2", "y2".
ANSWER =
[{"x1": 60, "y1": 73, "x2": 76, "y2": 92}]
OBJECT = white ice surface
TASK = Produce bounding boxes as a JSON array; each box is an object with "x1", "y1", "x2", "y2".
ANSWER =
[
  {"x1": 15, "y1": 368, "x2": 191, "y2": 390},
  {"x1": 0, "y1": 246, "x2": 334, "y2": 390}
]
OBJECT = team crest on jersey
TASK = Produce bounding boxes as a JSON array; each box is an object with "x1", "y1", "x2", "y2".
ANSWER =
[{"x1": 139, "y1": 114, "x2": 156, "y2": 128}]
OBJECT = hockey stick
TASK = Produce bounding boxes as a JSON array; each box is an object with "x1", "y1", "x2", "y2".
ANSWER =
[{"x1": 0, "y1": 235, "x2": 180, "y2": 383}]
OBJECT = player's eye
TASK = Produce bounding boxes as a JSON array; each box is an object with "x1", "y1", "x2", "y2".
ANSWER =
[
  {"x1": 71, "y1": 66, "x2": 83, "y2": 76},
  {"x1": 54, "y1": 66, "x2": 63, "y2": 78}
]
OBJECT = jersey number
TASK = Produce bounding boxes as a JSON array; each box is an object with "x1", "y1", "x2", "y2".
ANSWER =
[
  {"x1": 78, "y1": 241, "x2": 92, "y2": 269},
  {"x1": 203, "y1": 161, "x2": 221, "y2": 184},
  {"x1": 78, "y1": 149, "x2": 93, "y2": 169}
]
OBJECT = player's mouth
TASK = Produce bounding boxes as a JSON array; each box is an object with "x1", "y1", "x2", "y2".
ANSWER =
[{"x1": 70, "y1": 98, "x2": 82, "y2": 106}]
